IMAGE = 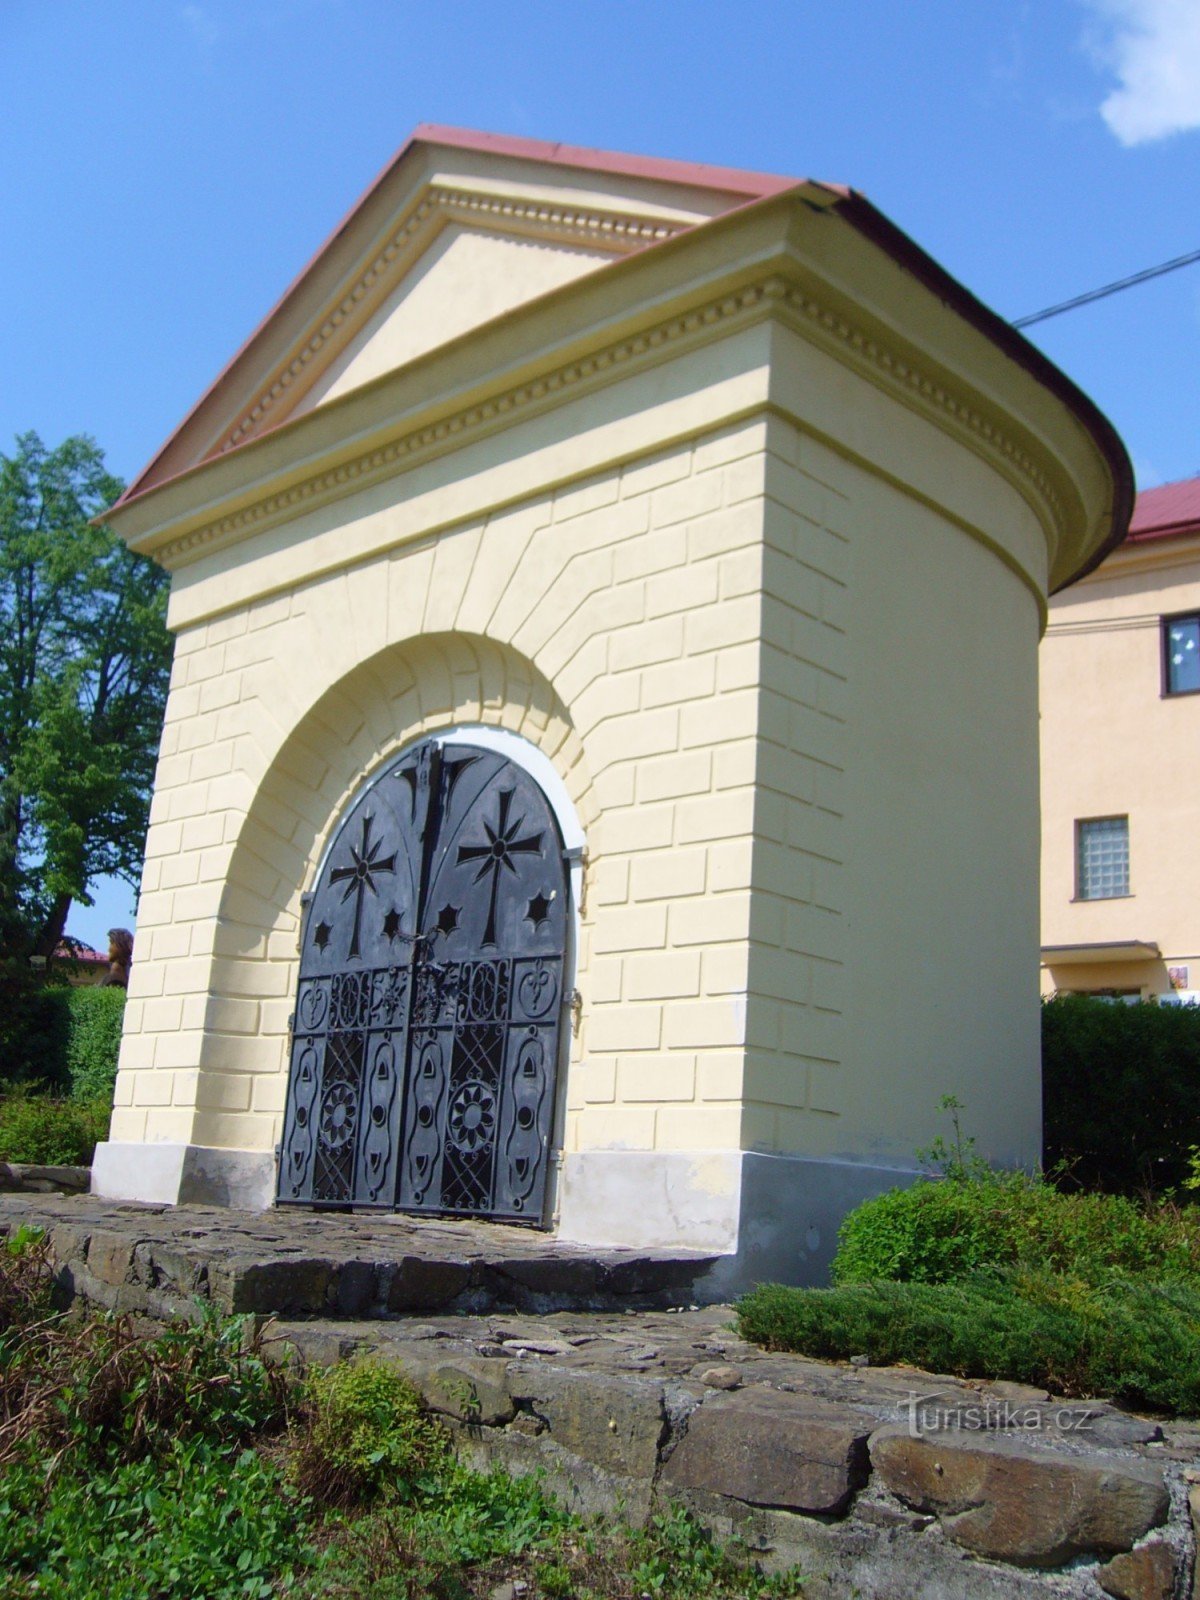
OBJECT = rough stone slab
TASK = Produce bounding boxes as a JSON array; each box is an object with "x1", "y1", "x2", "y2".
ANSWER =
[
  {"x1": 459, "y1": 1423, "x2": 656, "y2": 1524},
  {"x1": 870, "y1": 1425, "x2": 1169, "y2": 1567},
  {"x1": 0, "y1": 1163, "x2": 90, "y2": 1195},
  {"x1": 383, "y1": 1255, "x2": 471, "y2": 1311},
  {"x1": 413, "y1": 1356, "x2": 515, "y2": 1427},
  {"x1": 1097, "y1": 1541, "x2": 1177, "y2": 1600},
  {"x1": 0, "y1": 1193, "x2": 715, "y2": 1317},
  {"x1": 664, "y1": 1387, "x2": 871, "y2": 1516},
  {"x1": 85, "y1": 1228, "x2": 136, "y2": 1287},
  {"x1": 506, "y1": 1362, "x2": 667, "y2": 1480}
]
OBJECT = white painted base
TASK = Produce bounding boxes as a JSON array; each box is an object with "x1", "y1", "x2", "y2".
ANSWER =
[
  {"x1": 91, "y1": 1141, "x2": 276, "y2": 1209},
  {"x1": 556, "y1": 1148, "x2": 920, "y2": 1294}
]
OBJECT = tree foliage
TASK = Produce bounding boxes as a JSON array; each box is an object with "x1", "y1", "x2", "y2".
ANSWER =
[{"x1": 0, "y1": 432, "x2": 172, "y2": 958}]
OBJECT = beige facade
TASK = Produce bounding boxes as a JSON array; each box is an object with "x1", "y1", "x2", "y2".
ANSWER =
[
  {"x1": 1041, "y1": 487, "x2": 1200, "y2": 1002},
  {"x1": 93, "y1": 127, "x2": 1127, "y2": 1287}
]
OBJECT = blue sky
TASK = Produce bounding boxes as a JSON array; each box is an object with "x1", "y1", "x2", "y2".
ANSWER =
[{"x1": 1, "y1": 0, "x2": 1197, "y2": 947}]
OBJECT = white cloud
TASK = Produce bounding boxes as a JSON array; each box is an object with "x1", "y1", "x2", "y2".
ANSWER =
[{"x1": 1082, "y1": 0, "x2": 1200, "y2": 145}]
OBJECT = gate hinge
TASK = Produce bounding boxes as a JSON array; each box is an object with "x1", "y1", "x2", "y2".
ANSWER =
[
  {"x1": 567, "y1": 987, "x2": 583, "y2": 1037},
  {"x1": 564, "y1": 845, "x2": 589, "y2": 917}
]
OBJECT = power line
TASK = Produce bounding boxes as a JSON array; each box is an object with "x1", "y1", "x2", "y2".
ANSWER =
[{"x1": 1013, "y1": 246, "x2": 1200, "y2": 329}]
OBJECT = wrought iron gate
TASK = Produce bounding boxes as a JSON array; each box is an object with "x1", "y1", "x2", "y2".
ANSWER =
[{"x1": 277, "y1": 740, "x2": 570, "y2": 1222}]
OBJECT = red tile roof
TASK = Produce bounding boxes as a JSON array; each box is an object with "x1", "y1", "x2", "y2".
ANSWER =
[{"x1": 1128, "y1": 475, "x2": 1200, "y2": 543}]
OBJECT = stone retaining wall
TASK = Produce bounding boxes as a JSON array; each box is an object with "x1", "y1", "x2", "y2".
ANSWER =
[
  {"x1": 277, "y1": 1310, "x2": 1200, "y2": 1600},
  {"x1": 4, "y1": 1194, "x2": 1196, "y2": 1599}
]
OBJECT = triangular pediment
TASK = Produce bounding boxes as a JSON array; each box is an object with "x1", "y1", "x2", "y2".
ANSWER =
[
  {"x1": 287, "y1": 206, "x2": 635, "y2": 421},
  {"x1": 124, "y1": 127, "x2": 796, "y2": 499}
]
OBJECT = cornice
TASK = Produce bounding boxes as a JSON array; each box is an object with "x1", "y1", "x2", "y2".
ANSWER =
[
  {"x1": 218, "y1": 184, "x2": 686, "y2": 456},
  {"x1": 769, "y1": 279, "x2": 1071, "y2": 552},
  {"x1": 151, "y1": 263, "x2": 1073, "y2": 576}
]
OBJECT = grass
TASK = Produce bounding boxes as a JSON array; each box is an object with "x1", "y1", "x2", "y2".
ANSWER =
[
  {"x1": 0, "y1": 1229, "x2": 805, "y2": 1600},
  {"x1": 304, "y1": 1488, "x2": 802, "y2": 1600}
]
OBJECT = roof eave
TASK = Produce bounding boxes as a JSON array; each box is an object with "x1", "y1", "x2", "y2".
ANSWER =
[{"x1": 829, "y1": 191, "x2": 1133, "y2": 593}]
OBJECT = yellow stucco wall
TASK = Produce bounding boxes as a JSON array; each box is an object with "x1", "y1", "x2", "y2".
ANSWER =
[
  {"x1": 114, "y1": 421, "x2": 780, "y2": 1163},
  {"x1": 1040, "y1": 533, "x2": 1200, "y2": 999},
  {"x1": 114, "y1": 398, "x2": 1047, "y2": 1179},
  {"x1": 739, "y1": 417, "x2": 1042, "y2": 1170}
]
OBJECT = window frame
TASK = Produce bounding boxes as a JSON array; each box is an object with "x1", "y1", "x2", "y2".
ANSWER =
[
  {"x1": 1074, "y1": 814, "x2": 1131, "y2": 902},
  {"x1": 1161, "y1": 610, "x2": 1200, "y2": 698}
]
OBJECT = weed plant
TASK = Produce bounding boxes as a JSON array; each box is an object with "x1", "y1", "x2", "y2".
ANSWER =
[
  {"x1": 0, "y1": 1228, "x2": 308, "y2": 1599},
  {"x1": 307, "y1": 1488, "x2": 803, "y2": 1600},
  {"x1": 290, "y1": 1358, "x2": 450, "y2": 1508},
  {"x1": 0, "y1": 1231, "x2": 805, "y2": 1599}
]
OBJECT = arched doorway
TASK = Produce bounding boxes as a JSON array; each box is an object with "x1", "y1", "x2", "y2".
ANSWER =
[{"x1": 278, "y1": 736, "x2": 571, "y2": 1223}]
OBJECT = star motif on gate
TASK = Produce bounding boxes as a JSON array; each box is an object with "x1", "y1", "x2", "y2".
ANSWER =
[
  {"x1": 456, "y1": 788, "x2": 544, "y2": 948},
  {"x1": 381, "y1": 907, "x2": 403, "y2": 942},
  {"x1": 434, "y1": 903, "x2": 461, "y2": 938},
  {"x1": 525, "y1": 890, "x2": 554, "y2": 929},
  {"x1": 329, "y1": 813, "x2": 397, "y2": 960},
  {"x1": 312, "y1": 921, "x2": 332, "y2": 952}
]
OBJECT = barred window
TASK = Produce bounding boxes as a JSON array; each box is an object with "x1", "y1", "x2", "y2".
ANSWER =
[{"x1": 1076, "y1": 817, "x2": 1129, "y2": 900}]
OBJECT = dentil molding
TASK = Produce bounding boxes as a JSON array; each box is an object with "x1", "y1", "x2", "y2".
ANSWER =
[
  {"x1": 158, "y1": 268, "x2": 1069, "y2": 572},
  {"x1": 218, "y1": 184, "x2": 687, "y2": 455}
]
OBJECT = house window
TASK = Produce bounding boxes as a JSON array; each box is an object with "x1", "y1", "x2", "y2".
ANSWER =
[
  {"x1": 1076, "y1": 816, "x2": 1129, "y2": 900},
  {"x1": 1164, "y1": 614, "x2": 1200, "y2": 695}
]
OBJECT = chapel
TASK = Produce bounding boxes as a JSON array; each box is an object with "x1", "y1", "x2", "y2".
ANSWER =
[{"x1": 93, "y1": 127, "x2": 1130, "y2": 1289}]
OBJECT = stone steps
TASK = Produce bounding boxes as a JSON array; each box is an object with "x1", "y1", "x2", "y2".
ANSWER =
[{"x1": 0, "y1": 1193, "x2": 719, "y2": 1321}]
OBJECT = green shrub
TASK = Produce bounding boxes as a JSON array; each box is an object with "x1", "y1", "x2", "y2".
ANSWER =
[
  {"x1": 1043, "y1": 992, "x2": 1200, "y2": 1194},
  {"x1": 62, "y1": 986, "x2": 126, "y2": 1100},
  {"x1": 833, "y1": 1170, "x2": 1200, "y2": 1286},
  {"x1": 0, "y1": 978, "x2": 125, "y2": 1102},
  {"x1": 736, "y1": 1273, "x2": 1200, "y2": 1414},
  {"x1": 0, "y1": 1088, "x2": 110, "y2": 1166},
  {"x1": 0, "y1": 962, "x2": 71, "y2": 1090},
  {"x1": 292, "y1": 1358, "x2": 449, "y2": 1508}
]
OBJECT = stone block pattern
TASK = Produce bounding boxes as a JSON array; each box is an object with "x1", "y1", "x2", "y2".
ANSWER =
[
  {"x1": 741, "y1": 418, "x2": 849, "y2": 1153},
  {"x1": 113, "y1": 416, "x2": 849, "y2": 1164}
]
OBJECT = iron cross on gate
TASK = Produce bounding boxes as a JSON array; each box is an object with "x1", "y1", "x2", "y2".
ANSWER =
[
  {"x1": 455, "y1": 787, "x2": 544, "y2": 947},
  {"x1": 328, "y1": 813, "x2": 396, "y2": 959}
]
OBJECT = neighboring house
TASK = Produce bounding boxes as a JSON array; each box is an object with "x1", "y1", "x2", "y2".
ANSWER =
[{"x1": 1041, "y1": 474, "x2": 1200, "y2": 1002}]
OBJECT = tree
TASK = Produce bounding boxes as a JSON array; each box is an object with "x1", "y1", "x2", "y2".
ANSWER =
[{"x1": 0, "y1": 432, "x2": 173, "y2": 961}]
